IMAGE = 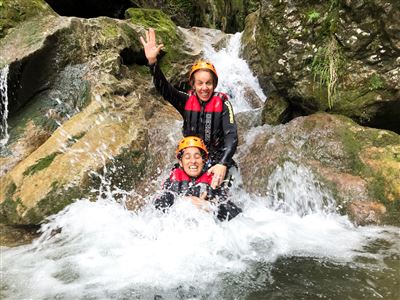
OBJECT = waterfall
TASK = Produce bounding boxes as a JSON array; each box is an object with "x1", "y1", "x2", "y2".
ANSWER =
[
  {"x1": 203, "y1": 32, "x2": 266, "y2": 113},
  {"x1": 0, "y1": 65, "x2": 9, "y2": 148},
  {"x1": 1, "y1": 32, "x2": 399, "y2": 300}
]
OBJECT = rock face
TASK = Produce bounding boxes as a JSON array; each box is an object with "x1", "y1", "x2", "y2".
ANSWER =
[
  {"x1": 237, "y1": 113, "x2": 400, "y2": 225},
  {"x1": 241, "y1": 0, "x2": 400, "y2": 133},
  {"x1": 0, "y1": 0, "x2": 55, "y2": 39},
  {"x1": 41, "y1": 0, "x2": 259, "y2": 33},
  {"x1": 0, "y1": 0, "x2": 399, "y2": 235},
  {"x1": 0, "y1": 3, "x2": 190, "y2": 224}
]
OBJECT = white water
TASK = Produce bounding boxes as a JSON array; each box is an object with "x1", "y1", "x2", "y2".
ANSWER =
[
  {"x1": 0, "y1": 65, "x2": 9, "y2": 147},
  {"x1": 1, "y1": 33, "x2": 399, "y2": 299},
  {"x1": 203, "y1": 32, "x2": 266, "y2": 113},
  {"x1": 1, "y1": 166, "x2": 398, "y2": 299}
]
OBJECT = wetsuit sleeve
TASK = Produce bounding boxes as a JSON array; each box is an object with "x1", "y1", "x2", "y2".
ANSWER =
[
  {"x1": 217, "y1": 201, "x2": 242, "y2": 221},
  {"x1": 207, "y1": 186, "x2": 242, "y2": 221},
  {"x1": 154, "y1": 191, "x2": 175, "y2": 211},
  {"x1": 149, "y1": 62, "x2": 189, "y2": 114},
  {"x1": 154, "y1": 178, "x2": 175, "y2": 211},
  {"x1": 219, "y1": 100, "x2": 238, "y2": 166}
]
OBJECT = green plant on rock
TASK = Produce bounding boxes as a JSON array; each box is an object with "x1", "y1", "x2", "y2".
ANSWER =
[
  {"x1": 368, "y1": 73, "x2": 385, "y2": 91},
  {"x1": 307, "y1": 10, "x2": 320, "y2": 23},
  {"x1": 311, "y1": 36, "x2": 343, "y2": 109}
]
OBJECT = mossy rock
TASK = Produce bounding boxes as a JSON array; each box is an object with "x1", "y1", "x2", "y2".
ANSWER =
[
  {"x1": 0, "y1": 0, "x2": 55, "y2": 39},
  {"x1": 262, "y1": 91, "x2": 290, "y2": 125},
  {"x1": 125, "y1": 8, "x2": 185, "y2": 74},
  {"x1": 241, "y1": 0, "x2": 399, "y2": 133}
]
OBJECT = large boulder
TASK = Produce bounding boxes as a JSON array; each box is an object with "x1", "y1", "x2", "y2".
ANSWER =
[
  {"x1": 241, "y1": 0, "x2": 400, "y2": 133},
  {"x1": 0, "y1": 9, "x2": 192, "y2": 225},
  {"x1": 237, "y1": 113, "x2": 400, "y2": 225}
]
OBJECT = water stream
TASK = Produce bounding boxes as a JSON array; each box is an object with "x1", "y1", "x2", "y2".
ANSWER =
[
  {"x1": 0, "y1": 65, "x2": 9, "y2": 148},
  {"x1": 1, "y1": 32, "x2": 399, "y2": 300},
  {"x1": 203, "y1": 32, "x2": 266, "y2": 113}
]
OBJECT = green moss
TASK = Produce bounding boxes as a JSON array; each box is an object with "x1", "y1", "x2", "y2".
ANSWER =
[
  {"x1": 307, "y1": 10, "x2": 321, "y2": 23},
  {"x1": 23, "y1": 152, "x2": 60, "y2": 176},
  {"x1": 369, "y1": 173, "x2": 387, "y2": 201},
  {"x1": 0, "y1": 182, "x2": 26, "y2": 223},
  {"x1": 125, "y1": 8, "x2": 183, "y2": 74},
  {"x1": 338, "y1": 124, "x2": 399, "y2": 208},
  {"x1": 66, "y1": 131, "x2": 86, "y2": 147},
  {"x1": 102, "y1": 149, "x2": 149, "y2": 192},
  {"x1": 5, "y1": 182, "x2": 17, "y2": 198},
  {"x1": 368, "y1": 73, "x2": 385, "y2": 91},
  {"x1": 0, "y1": 198, "x2": 19, "y2": 223},
  {"x1": 338, "y1": 127, "x2": 366, "y2": 174},
  {"x1": 102, "y1": 23, "x2": 119, "y2": 39},
  {"x1": 0, "y1": 182, "x2": 17, "y2": 223},
  {"x1": 0, "y1": 0, "x2": 52, "y2": 39},
  {"x1": 24, "y1": 182, "x2": 84, "y2": 224}
]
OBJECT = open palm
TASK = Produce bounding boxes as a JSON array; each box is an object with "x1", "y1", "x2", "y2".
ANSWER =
[{"x1": 140, "y1": 28, "x2": 164, "y2": 65}]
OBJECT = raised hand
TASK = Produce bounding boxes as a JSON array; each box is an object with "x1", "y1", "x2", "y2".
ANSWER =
[{"x1": 139, "y1": 28, "x2": 164, "y2": 65}]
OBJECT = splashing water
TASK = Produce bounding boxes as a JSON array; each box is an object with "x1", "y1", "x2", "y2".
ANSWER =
[
  {"x1": 1, "y1": 165, "x2": 399, "y2": 299},
  {"x1": 266, "y1": 161, "x2": 336, "y2": 216},
  {"x1": 1, "y1": 31, "x2": 399, "y2": 299},
  {"x1": 203, "y1": 32, "x2": 266, "y2": 113},
  {"x1": 0, "y1": 65, "x2": 9, "y2": 147}
]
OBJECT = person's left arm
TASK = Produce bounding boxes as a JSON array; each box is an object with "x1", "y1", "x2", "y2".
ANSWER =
[
  {"x1": 206, "y1": 185, "x2": 242, "y2": 221},
  {"x1": 209, "y1": 99, "x2": 238, "y2": 188}
]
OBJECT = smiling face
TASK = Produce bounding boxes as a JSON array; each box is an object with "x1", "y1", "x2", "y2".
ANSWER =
[
  {"x1": 192, "y1": 70, "x2": 215, "y2": 101},
  {"x1": 179, "y1": 146, "x2": 205, "y2": 178}
]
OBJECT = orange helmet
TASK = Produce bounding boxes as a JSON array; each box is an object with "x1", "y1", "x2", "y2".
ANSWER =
[
  {"x1": 189, "y1": 60, "x2": 218, "y2": 86},
  {"x1": 176, "y1": 136, "x2": 208, "y2": 159}
]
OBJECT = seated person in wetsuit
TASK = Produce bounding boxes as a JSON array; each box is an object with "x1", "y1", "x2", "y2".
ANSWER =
[{"x1": 154, "y1": 136, "x2": 242, "y2": 221}]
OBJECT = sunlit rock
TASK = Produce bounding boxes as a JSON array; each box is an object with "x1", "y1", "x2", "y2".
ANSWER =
[
  {"x1": 348, "y1": 200, "x2": 387, "y2": 226},
  {"x1": 238, "y1": 113, "x2": 400, "y2": 225},
  {"x1": 0, "y1": 9, "x2": 192, "y2": 225}
]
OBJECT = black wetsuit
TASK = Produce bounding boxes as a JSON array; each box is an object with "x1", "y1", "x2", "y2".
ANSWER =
[
  {"x1": 149, "y1": 63, "x2": 238, "y2": 167},
  {"x1": 155, "y1": 167, "x2": 242, "y2": 221}
]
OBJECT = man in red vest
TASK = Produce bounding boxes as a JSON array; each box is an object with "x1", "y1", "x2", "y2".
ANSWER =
[
  {"x1": 140, "y1": 28, "x2": 238, "y2": 189},
  {"x1": 154, "y1": 136, "x2": 242, "y2": 221}
]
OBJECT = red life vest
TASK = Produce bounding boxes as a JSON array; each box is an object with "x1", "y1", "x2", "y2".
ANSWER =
[
  {"x1": 169, "y1": 167, "x2": 213, "y2": 186},
  {"x1": 182, "y1": 92, "x2": 228, "y2": 152}
]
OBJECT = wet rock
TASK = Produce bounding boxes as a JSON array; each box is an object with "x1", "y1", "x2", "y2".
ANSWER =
[
  {"x1": 244, "y1": 87, "x2": 264, "y2": 109},
  {"x1": 241, "y1": 0, "x2": 400, "y2": 133},
  {"x1": 0, "y1": 9, "x2": 194, "y2": 225},
  {"x1": 348, "y1": 200, "x2": 387, "y2": 225},
  {"x1": 261, "y1": 90, "x2": 291, "y2": 125},
  {"x1": 236, "y1": 109, "x2": 262, "y2": 146},
  {"x1": 0, "y1": 224, "x2": 41, "y2": 247},
  {"x1": 238, "y1": 113, "x2": 400, "y2": 225}
]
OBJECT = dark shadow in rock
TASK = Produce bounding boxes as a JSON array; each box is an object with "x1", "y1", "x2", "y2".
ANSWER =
[
  {"x1": 120, "y1": 48, "x2": 147, "y2": 66},
  {"x1": 44, "y1": 0, "x2": 137, "y2": 19}
]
